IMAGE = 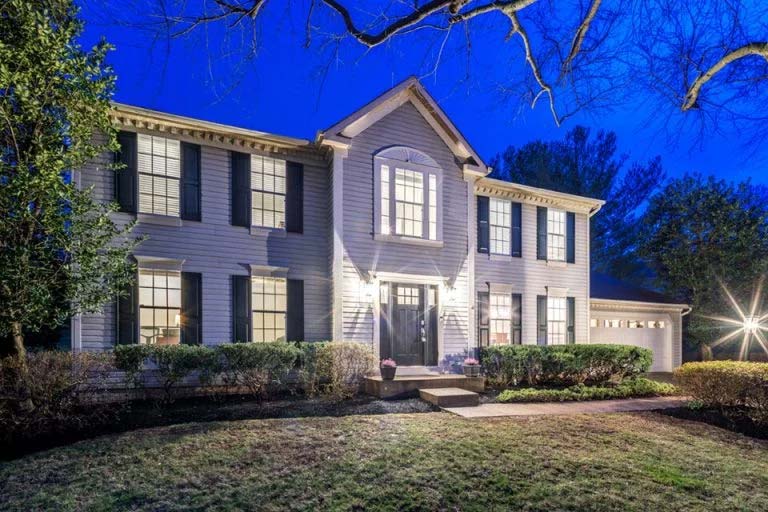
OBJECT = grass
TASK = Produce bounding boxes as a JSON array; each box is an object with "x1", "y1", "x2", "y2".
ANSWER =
[
  {"x1": 496, "y1": 377, "x2": 679, "y2": 403},
  {"x1": 1, "y1": 411, "x2": 767, "y2": 511}
]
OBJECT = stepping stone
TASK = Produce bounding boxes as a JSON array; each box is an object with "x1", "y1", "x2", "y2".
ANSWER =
[{"x1": 419, "y1": 387, "x2": 479, "y2": 408}]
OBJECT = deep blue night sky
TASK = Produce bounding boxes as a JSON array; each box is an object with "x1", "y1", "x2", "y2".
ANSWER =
[{"x1": 79, "y1": 2, "x2": 766, "y2": 185}]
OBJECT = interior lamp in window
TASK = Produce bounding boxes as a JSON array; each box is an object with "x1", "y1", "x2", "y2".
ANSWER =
[{"x1": 174, "y1": 314, "x2": 181, "y2": 327}]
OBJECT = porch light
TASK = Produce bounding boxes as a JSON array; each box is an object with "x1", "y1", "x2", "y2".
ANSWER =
[
  {"x1": 359, "y1": 279, "x2": 377, "y2": 300},
  {"x1": 704, "y1": 276, "x2": 768, "y2": 360}
]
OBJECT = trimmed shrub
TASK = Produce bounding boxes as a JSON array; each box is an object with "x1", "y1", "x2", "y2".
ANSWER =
[
  {"x1": 675, "y1": 361, "x2": 768, "y2": 425},
  {"x1": 481, "y1": 344, "x2": 652, "y2": 388},
  {"x1": 294, "y1": 341, "x2": 327, "y2": 396},
  {"x1": 316, "y1": 342, "x2": 376, "y2": 398},
  {"x1": 217, "y1": 342, "x2": 300, "y2": 398},
  {"x1": 0, "y1": 351, "x2": 116, "y2": 448},
  {"x1": 497, "y1": 377, "x2": 678, "y2": 403},
  {"x1": 150, "y1": 345, "x2": 220, "y2": 402},
  {"x1": 114, "y1": 344, "x2": 151, "y2": 386}
]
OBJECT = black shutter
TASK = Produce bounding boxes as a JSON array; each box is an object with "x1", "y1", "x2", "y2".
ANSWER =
[
  {"x1": 116, "y1": 276, "x2": 138, "y2": 345},
  {"x1": 231, "y1": 152, "x2": 251, "y2": 227},
  {"x1": 567, "y1": 297, "x2": 576, "y2": 344},
  {"x1": 181, "y1": 142, "x2": 202, "y2": 221},
  {"x1": 232, "y1": 275, "x2": 251, "y2": 342},
  {"x1": 115, "y1": 131, "x2": 137, "y2": 213},
  {"x1": 286, "y1": 279, "x2": 305, "y2": 341},
  {"x1": 181, "y1": 272, "x2": 202, "y2": 345},
  {"x1": 477, "y1": 291, "x2": 490, "y2": 347},
  {"x1": 537, "y1": 207, "x2": 548, "y2": 260},
  {"x1": 512, "y1": 293, "x2": 522, "y2": 344},
  {"x1": 511, "y1": 202, "x2": 522, "y2": 257},
  {"x1": 285, "y1": 161, "x2": 304, "y2": 233},
  {"x1": 537, "y1": 295, "x2": 548, "y2": 345},
  {"x1": 566, "y1": 212, "x2": 576, "y2": 263},
  {"x1": 477, "y1": 196, "x2": 489, "y2": 254}
]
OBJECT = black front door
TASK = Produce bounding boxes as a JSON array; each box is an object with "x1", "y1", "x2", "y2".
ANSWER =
[
  {"x1": 380, "y1": 282, "x2": 438, "y2": 366},
  {"x1": 391, "y1": 285, "x2": 424, "y2": 366}
]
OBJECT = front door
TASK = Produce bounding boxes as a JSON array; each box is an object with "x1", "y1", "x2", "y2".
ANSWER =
[
  {"x1": 392, "y1": 285, "x2": 424, "y2": 366},
  {"x1": 380, "y1": 283, "x2": 438, "y2": 366}
]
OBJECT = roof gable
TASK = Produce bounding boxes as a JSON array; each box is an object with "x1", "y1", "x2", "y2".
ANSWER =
[{"x1": 319, "y1": 77, "x2": 487, "y2": 174}]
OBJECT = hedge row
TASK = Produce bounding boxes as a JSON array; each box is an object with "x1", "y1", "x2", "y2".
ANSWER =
[
  {"x1": 481, "y1": 344, "x2": 653, "y2": 388},
  {"x1": 497, "y1": 377, "x2": 678, "y2": 403},
  {"x1": 1, "y1": 342, "x2": 377, "y2": 449},
  {"x1": 114, "y1": 341, "x2": 377, "y2": 401},
  {"x1": 675, "y1": 361, "x2": 768, "y2": 425}
]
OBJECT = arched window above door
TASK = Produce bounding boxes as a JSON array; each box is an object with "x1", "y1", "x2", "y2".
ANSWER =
[{"x1": 373, "y1": 146, "x2": 443, "y2": 245}]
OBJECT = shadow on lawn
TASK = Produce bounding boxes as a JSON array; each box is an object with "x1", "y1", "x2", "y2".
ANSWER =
[
  {"x1": 2, "y1": 394, "x2": 439, "y2": 460},
  {"x1": 660, "y1": 406, "x2": 768, "y2": 440}
]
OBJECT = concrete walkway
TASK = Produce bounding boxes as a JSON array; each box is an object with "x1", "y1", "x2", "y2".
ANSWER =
[{"x1": 444, "y1": 396, "x2": 688, "y2": 418}]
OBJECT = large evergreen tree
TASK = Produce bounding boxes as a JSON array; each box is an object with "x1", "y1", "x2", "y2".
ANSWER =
[
  {"x1": 490, "y1": 126, "x2": 664, "y2": 283},
  {"x1": 640, "y1": 174, "x2": 768, "y2": 355},
  {"x1": 0, "y1": 0, "x2": 138, "y2": 360}
]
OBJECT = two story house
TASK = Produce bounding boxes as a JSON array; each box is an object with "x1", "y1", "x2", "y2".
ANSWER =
[{"x1": 75, "y1": 78, "x2": 688, "y2": 372}]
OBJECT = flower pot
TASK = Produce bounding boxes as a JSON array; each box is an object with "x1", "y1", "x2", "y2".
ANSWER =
[
  {"x1": 463, "y1": 365, "x2": 480, "y2": 378},
  {"x1": 380, "y1": 366, "x2": 397, "y2": 380}
]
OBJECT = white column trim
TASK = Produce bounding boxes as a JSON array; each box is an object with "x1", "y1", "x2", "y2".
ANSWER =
[
  {"x1": 328, "y1": 143, "x2": 348, "y2": 341},
  {"x1": 466, "y1": 176, "x2": 477, "y2": 353},
  {"x1": 71, "y1": 314, "x2": 82, "y2": 353}
]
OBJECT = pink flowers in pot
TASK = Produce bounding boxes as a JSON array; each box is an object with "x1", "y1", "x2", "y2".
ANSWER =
[
  {"x1": 463, "y1": 358, "x2": 480, "y2": 366},
  {"x1": 380, "y1": 358, "x2": 397, "y2": 368}
]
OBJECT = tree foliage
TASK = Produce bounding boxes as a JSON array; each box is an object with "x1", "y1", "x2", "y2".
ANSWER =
[
  {"x1": 490, "y1": 126, "x2": 664, "y2": 282},
  {"x1": 0, "y1": 0, "x2": 138, "y2": 357},
  {"x1": 639, "y1": 174, "x2": 768, "y2": 349}
]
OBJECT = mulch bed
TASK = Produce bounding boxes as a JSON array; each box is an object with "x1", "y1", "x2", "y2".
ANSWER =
[
  {"x1": 3, "y1": 394, "x2": 438, "y2": 460},
  {"x1": 660, "y1": 406, "x2": 768, "y2": 440}
]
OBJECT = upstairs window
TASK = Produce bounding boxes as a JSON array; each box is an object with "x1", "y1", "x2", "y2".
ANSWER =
[
  {"x1": 547, "y1": 209, "x2": 566, "y2": 261},
  {"x1": 375, "y1": 147, "x2": 441, "y2": 242},
  {"x1": 138, "y1": 135, "x2": 180, "y2": 216},
  {"x1": 251, "y1": 155, "x2": 286, "y2": 229},
  {"x1": 490, "y1": 198, "x2": 511, "y2": 255}
]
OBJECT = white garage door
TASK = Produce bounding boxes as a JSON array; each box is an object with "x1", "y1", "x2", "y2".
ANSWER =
[{"x1": 590, "y1": 318, "x2": 673, "y2": 372}]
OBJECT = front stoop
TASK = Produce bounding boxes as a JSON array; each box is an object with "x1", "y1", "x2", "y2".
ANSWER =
[
  {"x1": 364, "y1": 374, "x2": 485, "y2": 399},
  {"x1": 419, "y1": 388, "x2": 479, "y2": 408}
]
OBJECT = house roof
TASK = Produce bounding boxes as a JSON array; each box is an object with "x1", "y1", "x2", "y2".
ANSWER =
[
  {"x1": 110, "y1": 103, "x2": 318, "y2": 161},
  {"x1": 475, "y1": 177, "x2": 605, "y2": 216},
  {"x1": 317, "y1": 76, "x2": 488, "y2": 174},
  {"x1": 590, "y1": 273, "x2": 683, "y2": 306}
]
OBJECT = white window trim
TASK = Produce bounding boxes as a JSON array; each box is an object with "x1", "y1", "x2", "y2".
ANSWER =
[
  {"x1": 489, "y1": 197, "x2": 512, "y2": 256},
  {"x1": 137, "y1": 134, "x2": 181, "y2": 218},
  {"x1": 547, "y1": 296, "x2": 567, "y2": 345},
  {"x1": 250, "y1": 154, "x2": 287, "y2": 230},
  {"x1": 373, "y1": 148, "x2": 443, "y2": 244},
  {"x1": 546, "y1": 208, "x2": 566, "y2": 262}
]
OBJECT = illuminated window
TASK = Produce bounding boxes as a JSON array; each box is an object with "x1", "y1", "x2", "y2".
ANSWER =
[
  {"x1": 628, "y1": 320, "x2": 645, "y2": 329},
  {"x1": 547, "y1": 209, "x2": 566, "y2": 261},
  {"x1": 395, "y1": 168, "x2": 424, "y2": 238},
  {"x1": 396, "y1": 286, "x2": 420, "y2": 305},
  {"x1": 547, "y1": 297, "x2": 567, "y2": 345},
  {"x1": 590, "y1": 318, "x2": 601, "y2": 328},
  {"x1": 139, "y1": 270, "x2": 181, "y2": 345},
  {"x1": 490, "y1": 198, "x2": 511, "y2": 255},
  {"x1": 138, "y1": 135, "x2": 180, "y2": 216},
  {"x1": 251, "y1": 155, "x2": 286, "y2": 229},
  {"x1": 490, "y1": 293, "x2": 521, "y2": 345},
  {"x1": 251, "y1": 277, "x2": 286, "y2": 342},
  {"x1": 606, "y1": 319, "x2": 622, "y2": 328},
  {"x1": 377, "y1": 153, "x2": 440, "y2": 242}
]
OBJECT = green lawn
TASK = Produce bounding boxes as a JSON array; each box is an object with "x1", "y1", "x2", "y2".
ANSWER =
[{"x1": 1, "y1": 411, "x2": 767, "y2": 511}]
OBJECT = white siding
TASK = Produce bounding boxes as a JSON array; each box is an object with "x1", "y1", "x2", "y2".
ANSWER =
[
  {"x1": 79, "y1": 132, "x2": 331, "y2": 350},
  {"x1": 474, "y1": 202, "x2": 591, "y2": 345},
  {"x1": 339, "y1": 102, "x2": 471, "y2": 363}
]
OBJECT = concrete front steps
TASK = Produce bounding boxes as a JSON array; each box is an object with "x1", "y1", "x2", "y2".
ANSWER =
[
  {"x1": 364, "y1": 371, "x2": 484, "y2": 399},
  {"x1": 419, "y1": 387, "x2": 480, "y2": 408}
]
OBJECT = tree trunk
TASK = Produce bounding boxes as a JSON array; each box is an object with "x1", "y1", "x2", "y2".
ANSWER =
[{"x1": 11, "y1": 322, "x2": 26, "y2": 363}]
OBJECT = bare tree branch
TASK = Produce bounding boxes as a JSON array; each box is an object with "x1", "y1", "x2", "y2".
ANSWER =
[
  {"x1": 683, "y1": 41, "x2": 768, "y2": 111},
  {"x1": 560, "y1": 0, "x2": 602, "y2": 80}
]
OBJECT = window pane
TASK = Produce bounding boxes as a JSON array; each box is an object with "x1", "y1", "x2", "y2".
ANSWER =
[
  {"x1": 251, "y1": 155, "x2": 288, "y2": 229},
  {"x1": 251, "y1": 277, "x2": 287, "y2": 343}
]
